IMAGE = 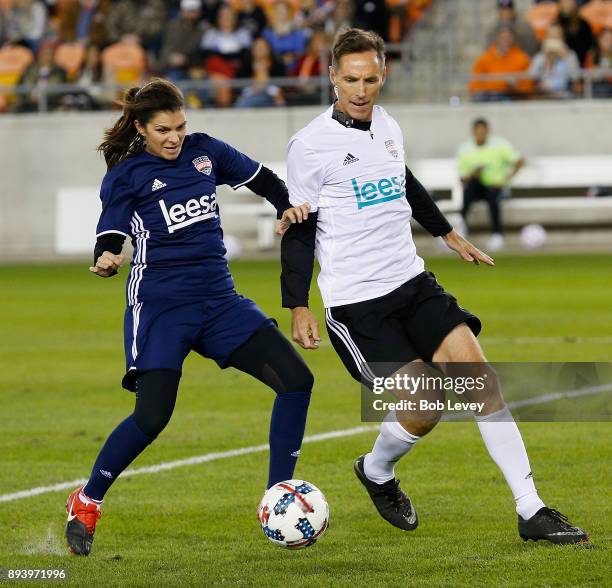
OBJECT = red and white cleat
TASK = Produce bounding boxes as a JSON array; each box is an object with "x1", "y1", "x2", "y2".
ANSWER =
[{"x1": 65, "y1": 487, "x2": 102, "y2": 556}]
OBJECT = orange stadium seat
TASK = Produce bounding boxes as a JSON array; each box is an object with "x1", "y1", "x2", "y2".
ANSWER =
[
  {"x1": 101, "y1": 41, "x2": 147, "y2": 86},
  {"x1": 54, "y1": 42, "x2": 86, "y2": 81},
  {"x1": 526, "y1": 2, "x2": 559, "y2": 40},
  {"x1": 0, "y1": 45, "x2": 35, "y2": 111},
  {"x1": 580, "y1": 0, "x2": 612, "y2": 35}
]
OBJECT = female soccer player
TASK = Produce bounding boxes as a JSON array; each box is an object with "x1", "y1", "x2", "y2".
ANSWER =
[{"x1": 65, "y1": 78, "x2": 313, "y2": 556}]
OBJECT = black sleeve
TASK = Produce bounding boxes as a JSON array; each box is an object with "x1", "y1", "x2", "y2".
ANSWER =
[
  {"x1": 245, "y1": 166, "x2": 292, "y2": 219},
  {"x1": 93, "y1": 232, "x2": 126, "y2": 277},
  {"x1": 405, "y1": 165, "x2": 453, "y2": 237},
  {"x1": 280, "y1": 212, "x2": 317, "y2": 308}
]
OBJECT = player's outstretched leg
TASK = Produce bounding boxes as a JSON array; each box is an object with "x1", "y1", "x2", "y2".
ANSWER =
[
  {"x1": 476, "y1": 405, "x2": 589, "y2": 545},
  {"x1": 65, "y1": 369, "x2": 180, "y2": 555},
  {"x1": 227, "y1": 325, "x2": 313, "y2": 488}
]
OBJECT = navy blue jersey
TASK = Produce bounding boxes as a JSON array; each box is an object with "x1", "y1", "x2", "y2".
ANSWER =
[{"x1": 96, "y1": 133, "x2": 261, "y2": 304}]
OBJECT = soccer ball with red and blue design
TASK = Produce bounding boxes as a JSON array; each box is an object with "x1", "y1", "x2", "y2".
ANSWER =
[{"x1": 257, "y1": 480, "x2": 329, "y2": 549}]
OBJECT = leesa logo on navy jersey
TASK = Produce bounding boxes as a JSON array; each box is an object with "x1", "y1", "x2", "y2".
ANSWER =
[{"x1": 159, "y1": 194, "x2": 218, "y2": 233}]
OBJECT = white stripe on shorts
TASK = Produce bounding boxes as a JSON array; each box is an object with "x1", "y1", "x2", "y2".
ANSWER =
[
  {"x1": 131, "y1": 302, "x2": 143, "y2": 362},
  {"x1": 324, "y1": 308, "x2": 377, "y2": 383}
]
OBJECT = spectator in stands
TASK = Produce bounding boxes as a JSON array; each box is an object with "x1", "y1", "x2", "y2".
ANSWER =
[
  {"x1": 238, "y1": 0, "x2": 267, "y2": 38},
  {"x1": 12, "y1": 42, "x2": 67, "y2": 112},
  {"x1": 59, "y1": 44, "x2": 105, "y2": 110},
  {"x1": 470, "y1": 25, "x2": 532, "y2": 101},
  {"x1": 159, "y1": 0, "x2": 206, "y2": 80},
  {"x1": 556, "y1": 0, "x2": 594, "y2": 66},
  {"x1": 107, "y1": 0, "x2": 166, "y2": 55},
  {"x1": 200, "y1": 4, "x2": 251, "y2": 106},
  {"x1": 289, "y1": 29, "x2": 329, "y2": 104},
  {"x1": 530, "y1": 23, "x2": 581, "y2": 98},
  {"x1": 324, "y1": 0, "x2": 353, "y2": 37},
  {"x1": 200, "y1": 4, "x2": 251, "y2": 75},
  {"x1": 486, "y1": 0, "x2": 539, "y2": 57},
  {"x1": 56, "y1": 0, "x2": 112, "y2": 46},
  {"x1": 457, "y1": 117, "x2": 525, "y2": 251},
  {"x1": 585, "y1": 28, "x2": 612, "y2": 98},
  {"x1": 4, "y1": 0, "x2": 47, "y2": 53},
  {"x1": 262, "y1": 0, "x2": 307, "y2": 70},
  {"x1": 235, "y1": 36, "x2": 286, "y2": 107}
]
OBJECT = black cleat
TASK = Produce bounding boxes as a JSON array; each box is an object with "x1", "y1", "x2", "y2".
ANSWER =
[
  {"x1": 354, "y1": 455, "x2": 418, "y2": 531},
  {"x1": 518, "y1": 507, "x2": 589, "y2": 545}
]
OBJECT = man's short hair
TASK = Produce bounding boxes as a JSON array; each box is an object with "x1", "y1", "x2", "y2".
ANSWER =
[
  {"x1": 472, "y1": 117, "x2": 489, "y2": 129},
  {"x1": 331, "y1": 27, "x2": 385, "y2": 70}
]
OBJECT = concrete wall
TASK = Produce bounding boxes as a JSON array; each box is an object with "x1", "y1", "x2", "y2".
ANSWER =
[{"x1": 1, "y1": 100, "x2": 611, "y2": 261}]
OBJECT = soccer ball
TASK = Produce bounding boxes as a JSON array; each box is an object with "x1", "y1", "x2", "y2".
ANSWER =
[
  {"x1": 257, "y1": 479, "x2": 329, "y2": 549},
  {"x1": 520, "y1": 224, "x2": 547, "y2": 250}
]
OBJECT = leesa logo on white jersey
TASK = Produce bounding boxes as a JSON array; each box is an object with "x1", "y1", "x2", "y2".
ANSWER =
[{"x1": 159, "y1": 194, "x2": 218, "y2": 233}]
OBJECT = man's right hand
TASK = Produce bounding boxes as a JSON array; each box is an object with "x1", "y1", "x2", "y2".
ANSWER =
[
  {"x1": 89, "y1": 251, "x2": 125, "y2": 277},
  {"x1": 291, "y1": 306, "x2": 321, "y2": 349}
]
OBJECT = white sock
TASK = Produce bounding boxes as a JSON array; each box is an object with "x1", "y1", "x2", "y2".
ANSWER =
[
  {"x1": 363, "y1": 413, "x2": 420, "y2": 484},
  {"x1": 80, "y1": 489, "x2": 103, "y2": 507},
  {"x1": 476, "y1": 405, "x2": 545, "y2": 519}
]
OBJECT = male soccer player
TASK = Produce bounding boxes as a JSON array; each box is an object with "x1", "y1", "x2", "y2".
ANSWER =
[{"x1": 278, "y1": 28, "x2": 588, "y2": 544}]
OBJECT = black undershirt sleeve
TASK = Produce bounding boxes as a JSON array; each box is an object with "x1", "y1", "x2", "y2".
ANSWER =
[
  {"x1": 245, "y1": 166, "x2": 292, "y2": 219},
  {"x1": 93, "y1": 232, "x2": 126, "y2": 277},
  {"x1": 280, "y1": 212, "x2": 317, "y2": 308},
  {"x1": 405, "y1": 165, "x2": 453, "y2": 237}
]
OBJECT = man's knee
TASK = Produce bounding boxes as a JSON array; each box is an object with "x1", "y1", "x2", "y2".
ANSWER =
[{"x1": 399, "y1": 416, "x2": 441, "y2": 437}]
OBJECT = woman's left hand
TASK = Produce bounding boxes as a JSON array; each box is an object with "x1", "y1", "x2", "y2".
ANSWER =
[{"x1": 276, "y1": 203, "x2": 311, "y2": 236}]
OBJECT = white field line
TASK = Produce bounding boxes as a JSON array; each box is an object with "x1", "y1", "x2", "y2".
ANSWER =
[{"x1": 1, "y1": 385, "x2": 610, "y2": 504}]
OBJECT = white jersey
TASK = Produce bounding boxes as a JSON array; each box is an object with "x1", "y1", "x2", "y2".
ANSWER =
[{"x1": 287, "y1": 105, "x2": 425, "y2": 308}]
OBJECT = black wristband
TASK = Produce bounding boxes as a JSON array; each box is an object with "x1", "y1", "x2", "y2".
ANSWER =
[
  {"x1": 93, "y1": 232, "x2": 125, "y2": 277},
  {"x1": 245, "y1": 166, "x2": 291, "y2": 219}
]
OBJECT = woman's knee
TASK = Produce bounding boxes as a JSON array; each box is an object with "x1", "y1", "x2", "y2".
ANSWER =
[{"x1": 133, "y1": 369, "x2": 180, "y2": 438}]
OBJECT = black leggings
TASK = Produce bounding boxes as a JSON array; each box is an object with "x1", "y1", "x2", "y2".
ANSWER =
[{"x1": 132, "y1": 325, "x2": 313, "y2": 438}]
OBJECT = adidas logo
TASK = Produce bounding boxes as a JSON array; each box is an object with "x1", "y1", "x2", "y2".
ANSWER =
[
  {"x1": 524, "y1": 471, "x2": 533, "y2": 479},
  {"x1": 343, "y1": 153, "x2": 359, "y2": 166},
  {"x1": 100, "y1": 469, "x2": 113, "y2": 479},
  {"x1": 152, "y1": 178, "x2": 167, "y2": 191},
  {"x1": 290, "y1": 450, "x2": 301, "y2": 457}
]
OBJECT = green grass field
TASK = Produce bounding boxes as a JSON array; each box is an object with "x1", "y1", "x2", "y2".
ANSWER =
[{"x1": 1, "y1": 254, "x2": 610, "y2": 587}]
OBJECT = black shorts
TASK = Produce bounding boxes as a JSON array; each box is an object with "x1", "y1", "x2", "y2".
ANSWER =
[{"x1": 325, "y1": 271, "x2": 481, "y2": 382}]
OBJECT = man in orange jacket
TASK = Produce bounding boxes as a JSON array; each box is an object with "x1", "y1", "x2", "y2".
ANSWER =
[{"x1": 470, "y1": 25, "x2": 533, "y2": 101}]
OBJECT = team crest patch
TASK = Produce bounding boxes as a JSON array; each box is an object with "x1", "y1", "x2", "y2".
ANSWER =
[
  {"x1": 193, "y1": 155, "x2": 213, "y2": 175},
  {"x1": 385, "y1": 139, "x2": 399, "y2": 159}
]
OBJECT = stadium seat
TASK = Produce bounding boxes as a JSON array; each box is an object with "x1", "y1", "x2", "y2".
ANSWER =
[
  {"x1": 101, "y1": 41, "x2": 147, "y2": 86},
  {"x1": 525, "y1": 2, "x2": 559, "y2": 40},
  {"x1": 54, "y1": 43, "x2": 86, "y2": 82},
  {"x1": 0, "y1": 45, "x2": 35, "y2": 112},
  {"x1": 580, "y1": 0, "x2": 612, "y2": 35}
]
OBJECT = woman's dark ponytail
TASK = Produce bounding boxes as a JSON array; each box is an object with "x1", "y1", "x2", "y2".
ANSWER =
[{"x1": 97, "y1": 79, "x2": 185, "y2": 170}]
